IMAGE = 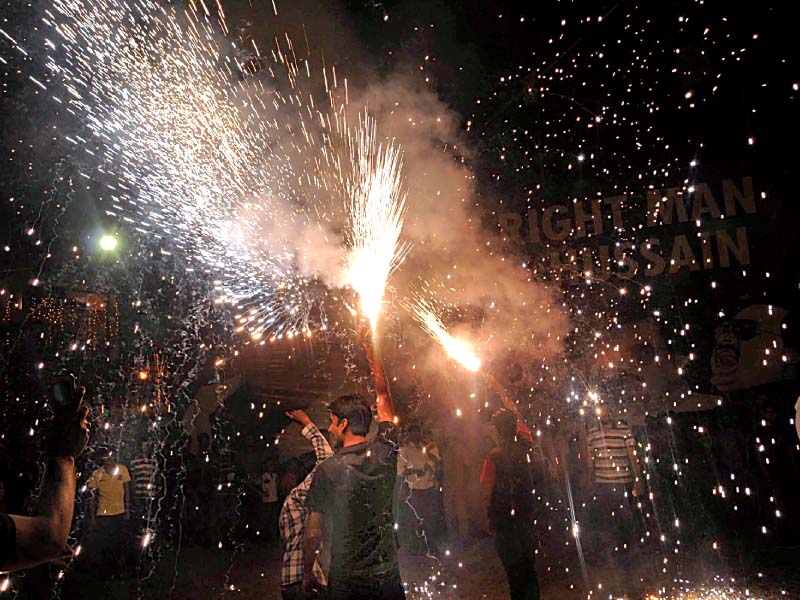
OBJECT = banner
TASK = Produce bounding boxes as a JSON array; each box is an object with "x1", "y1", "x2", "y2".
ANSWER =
[{"x1": 498, "y1": 176, "x2": 757, "y2": 280}]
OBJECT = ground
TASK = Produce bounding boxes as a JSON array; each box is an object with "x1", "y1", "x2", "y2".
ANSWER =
[{"x1": 27, "y1": 534, "x2": 796, "y2": 600}]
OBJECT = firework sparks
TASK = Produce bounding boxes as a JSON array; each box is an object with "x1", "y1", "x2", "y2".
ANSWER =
[
  {"x1": 343, "y1": 115, "x2": 409, "y2": 332},
  {"x1": 31, "y1": 0, "x2": 420, "y2": 341},
  {"x1": 21, "y1": 0, "x2": 383, "y2": 340},
  {"x1": 410, "y1": 297, "x2": 481, "y2": 372},
  {"x1": 35, "y1": 0, "x2": 318, "y2": 339}
]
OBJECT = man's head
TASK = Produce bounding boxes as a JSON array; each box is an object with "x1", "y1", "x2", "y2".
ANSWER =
[
  {"x1": 102, "y1": 451, "x2": 117, "y2": 470},
  {"x1": 492, "y1": 408, "x2": 517, "y2": 443},
  {"x1": 327, "y1": 394, "x2": 372, "y2": 449}
]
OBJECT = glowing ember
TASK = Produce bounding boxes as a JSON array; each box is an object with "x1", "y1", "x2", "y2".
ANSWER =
[
  {"x1": 411, "y1": 298, "x2": 481, "y2": 372},
  {"x1": 344, "y1": 115, "x2": 409, "y2": 332}
]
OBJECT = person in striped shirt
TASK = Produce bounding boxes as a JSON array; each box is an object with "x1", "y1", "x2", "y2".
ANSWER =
[
  {"x1": 278, "y1": 409, "x2": 333, "y2": 600},
  {"x1": 130, "y1": 442, "x2": 160, "y2": 507},
  {"x1": 130, "y1": 442, "x2": 161, "y2": 545},
  {"x1": 582, "y1": 403, "x2": 645, "y2": 563}
]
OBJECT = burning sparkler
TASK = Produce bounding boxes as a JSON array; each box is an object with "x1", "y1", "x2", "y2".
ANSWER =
[
  {"x1": 343, "y1": 115, "x2": 409, "y2": 332},
  {"x1": 409, "y1": 297, "x2": 481, "y2": 372},
  {"x1": 409, "y1": 297, "x2": 530, "y2": 419}
]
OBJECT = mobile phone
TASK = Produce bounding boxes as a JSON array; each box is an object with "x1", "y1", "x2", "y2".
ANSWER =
[{"x1": 50, "y1": 373, "x2": 79, "y2": 410}]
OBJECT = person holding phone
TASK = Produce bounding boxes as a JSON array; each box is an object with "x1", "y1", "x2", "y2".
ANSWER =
[{"x1": 0, "y1": 380, "x2": 90, "y2": 573}]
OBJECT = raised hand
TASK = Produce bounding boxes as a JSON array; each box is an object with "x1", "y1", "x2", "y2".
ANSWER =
[
  {"x1": 49, "y1": 393, "x2": 90, "y2": 459},
  {"x1": 286, "y1": 409, "x2": 312, "y2": 428}
]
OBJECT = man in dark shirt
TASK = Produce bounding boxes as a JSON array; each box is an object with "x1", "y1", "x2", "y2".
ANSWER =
[
  {"x1": 302, "y1": 328, "x2": 404, "y2": 600},
  {"x1": 480, "y1": 409, "x2": 540, "y2": 600}
]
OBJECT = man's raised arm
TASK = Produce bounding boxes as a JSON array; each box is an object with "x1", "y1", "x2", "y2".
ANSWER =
[
  {"x1": 359, "y1": 324, "x2": 396, "y2": 424},
  {"x1": 286, "y1": 409, "x2": 333, "y2": 465},
  {"x1": 3, "y1": 401, "x2": 89, "y2": 573}
]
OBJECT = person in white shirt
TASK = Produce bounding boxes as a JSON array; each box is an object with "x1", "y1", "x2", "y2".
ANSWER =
[{"x1": 397, "y1": 424, "x2": 442, "y2": 554}]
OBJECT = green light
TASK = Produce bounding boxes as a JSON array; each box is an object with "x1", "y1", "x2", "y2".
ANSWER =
[{"x1": 99, "y1": 235, "x2": 118, "y2": 251}]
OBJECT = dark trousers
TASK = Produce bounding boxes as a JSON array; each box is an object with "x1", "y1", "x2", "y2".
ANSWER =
[
  {"x1": 586, "y1": 482, "x2": 637, "y2": 557},
  {"x1": 262, "y1": 500, "x2": 280, "y2": 542},
  {"x1": 495, "y1": 523, "x2": 540, "y2": 600},
  {"x1": 90, "y1": 514, "x2": 126, "y2": 574},
  {"x1": 399, "y1": 486, "x2": 442, "y2": 552},
  {"x1": 327, "y1": 570, "x2": 405, "y2": 600}
]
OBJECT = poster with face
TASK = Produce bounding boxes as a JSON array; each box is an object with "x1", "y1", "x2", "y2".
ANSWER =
[{"x1": 711, "y1": 304, "x2": 799, "y2": 392}]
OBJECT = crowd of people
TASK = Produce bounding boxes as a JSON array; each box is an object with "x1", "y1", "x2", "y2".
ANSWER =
[{"x1": 1, "y1": 330, "x2": 799, "y2": 600}]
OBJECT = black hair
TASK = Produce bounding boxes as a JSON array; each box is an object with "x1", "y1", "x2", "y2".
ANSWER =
[
  {"x1": 492, "y1": 408, "x2": 517, "y2": 442},
  {"x1": 329, "y1": 394, "x2": 372, "y2": 436}
]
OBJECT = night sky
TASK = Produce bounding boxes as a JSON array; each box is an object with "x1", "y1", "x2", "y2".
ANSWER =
[{"x1": 0, "y1": 1, "x2": 799, "y2": 597}]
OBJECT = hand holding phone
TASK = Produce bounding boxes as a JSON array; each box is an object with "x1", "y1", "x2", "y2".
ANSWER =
[
  {"x1": 47, "y1": 373, "x2": 90, "y2": 459},
  {"x1": 50, "y1": 373, "x2": 81, "y2": 411}
]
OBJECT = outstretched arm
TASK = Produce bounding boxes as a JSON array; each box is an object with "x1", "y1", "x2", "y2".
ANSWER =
[
  {"x1": 286, "y1": 410, "x2": 333, "y2": 465},
  {"x1": 4, "y1": 402, "x2": 89, "y2": 573},
  {"x1": 7, "y1": 458, "x2": 77, "y2": 572},
  {"x1": 485, "y1": 373, "x2": 521, "y2": 418},
  {"x1": 359, "y1": 324, "x2": 396, "y2": 424},
  {"x1": 485, "y1": 373, "x2": 534, "y2": 444}
]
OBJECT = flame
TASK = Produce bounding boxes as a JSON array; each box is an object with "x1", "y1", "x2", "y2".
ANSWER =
[{"x1": 411, "y1": 299, "x2": 481, "y2": 372}]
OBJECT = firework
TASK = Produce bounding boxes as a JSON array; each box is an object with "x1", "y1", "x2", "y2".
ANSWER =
[
  {"x1": 410, "y1": 297, "x2": 481, "y2": 372},
  {"x1": 343, "y1": 115, "x2": 409, "y2": 332},
  {"x1": 29, "y1": 0, "x2": 354, "y2": 339}
]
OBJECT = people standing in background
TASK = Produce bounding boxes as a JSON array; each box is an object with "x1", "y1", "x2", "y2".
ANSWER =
[
  {"x1": 480, "y1": 408, "x2": 540, "y2": 600},
  {"x1": 398, "y1": 424, "x2": 442, "y2": 554},
  {"x1": 440, "y1": 431, "x2": 472, "y2": 550},
  {"x1": 278, "y1": 409, "x2": 334, "y2": 600},
  {"x1": 130, "y1": 441, "x2": 161, "y2": 551},
  {"x1": 279, "y1": 459, "x2": 300, "y2": 499},
  {"x1": 130, "y1": 442, "x2": 160, "y2": 518},
  {"x1": 259, "y1": 457, "x2": 280, "y2": 544},
  {"x1": 87, "y1": 452, "x2": 131, "y2": 575},
  {"x1": 582, "y1": 403, "x2": 645, "y2": 565},
  {"x1": 238, "y1": 433, "x2": 264, "y2": 542},
  {"x1": 239, "y1": 434, "x2": 261, "y2": 481}
]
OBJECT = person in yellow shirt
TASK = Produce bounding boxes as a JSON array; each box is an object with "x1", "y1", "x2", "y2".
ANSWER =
[{"x1": 87, "y1": 452, "x2": 131, "y2": 574}]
